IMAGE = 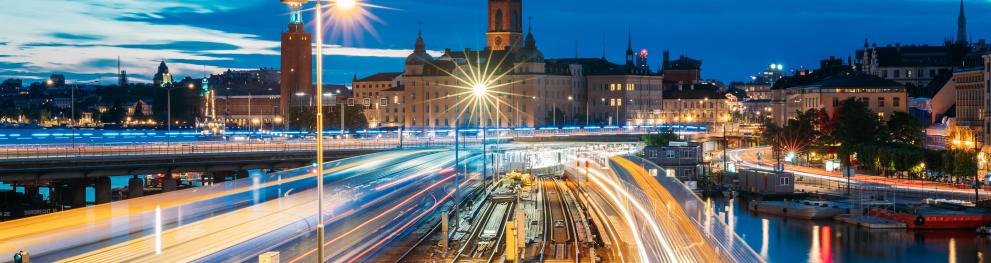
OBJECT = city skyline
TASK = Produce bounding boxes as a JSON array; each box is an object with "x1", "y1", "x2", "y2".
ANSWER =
[{"x1": 0, "y1": 0, "x2": 988, "y2": 85}]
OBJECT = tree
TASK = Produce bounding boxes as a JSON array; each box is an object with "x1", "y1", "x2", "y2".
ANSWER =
[
  {"x1": 833, "y1": 98, "x2": 881, "y2": 166},
  {"x1": 642, "y1": 130, "x2": 678, "y2": 146},
  {"x1": 886, "y1": 112, "x2": 923, "y2": 145},
  {"x1": 953, "y1": 151, "x2": 978, "y2": 184},
  {"x1": 329, "y1": 105, "x2": 368, "y2": 132}
]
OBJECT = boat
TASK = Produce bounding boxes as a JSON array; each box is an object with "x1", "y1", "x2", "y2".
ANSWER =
[
  {"x1": 748, "y1": 200, "x2": 848, "y2": 220},
  {"x1": 978, "y1": 226, "x2": 991, "y2": 235},
  {"x1": 869, "y1": 206, "x2": 991, "y2": 229}
]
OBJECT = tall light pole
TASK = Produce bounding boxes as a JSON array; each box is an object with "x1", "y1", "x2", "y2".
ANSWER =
[
  {"x1": 290, "y1": 1, "x2": 364, "y2": 261},
  {"x1": 167, "y1": 84, "x2": 194, "y2": 146},
  {"x1": 314, "y1": 1, "x2": 327, "y2": 261}
]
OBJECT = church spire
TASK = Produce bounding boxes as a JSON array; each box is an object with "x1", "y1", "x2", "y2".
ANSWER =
[
  {"x1": 414, "y1": 21, "x2": 426, "y2": 53},
  {"x1": 957, "y1": 0, "x2": 967, "y2": 44},
  {"x1": 524, "y1": 17, "x2": 536, "y2": 49},
  {"x1": 625, "y1": 29, "x2": 635, "y2": 66}
]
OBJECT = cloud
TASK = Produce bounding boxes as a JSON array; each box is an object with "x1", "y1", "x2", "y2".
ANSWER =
[
  {"x1": 51, "y1": 33, "x2": 105, "y2": 41},
  {"x1": 0, "y1": 0, "x2": 429, "y2": 83}
]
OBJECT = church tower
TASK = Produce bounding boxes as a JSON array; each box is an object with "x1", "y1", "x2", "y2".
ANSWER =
[
  {"x1": 486, "y1": 0, "x2": 523, "y2": 51},
  {"x1": 957, "y1": 0, "x2": 967, "y2": 44},
  {"x1": 625, "y1": 31, "x2": 635, "y2": 66}
]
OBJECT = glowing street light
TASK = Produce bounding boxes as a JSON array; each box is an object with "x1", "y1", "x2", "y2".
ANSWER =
[
  {"x1": 472, "y1": 82, "x2": 489, "y2": 97},
  {"x1": 336, "y1": 0, "x2": 356, "y2": 10},
  {"x1": 281, "y1": 0, "x2": 382, "y2": 261}
]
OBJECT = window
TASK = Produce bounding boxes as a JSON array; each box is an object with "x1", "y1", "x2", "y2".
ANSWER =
[
  {"x1": 893, "y1": 70, "x2": 901, "y2": 78},
  {"x1": 779, "y1": 177, "x2": 791, "y2": 185},
  {"x1": 893, "y1": 97, "x2": 901, "y2": 107},
  {"x1": 878, "y1": 97, "x2": 885, "y2": 107},
  {"x1": 666, "y1": 150, "x2": 675, "y2": 158}
]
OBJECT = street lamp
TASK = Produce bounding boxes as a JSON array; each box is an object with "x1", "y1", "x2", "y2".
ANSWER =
[
  {"x1": 281, "y1": 1, "x2": 365, "y2": 261},
  {"x1": 166, "y1": 84, "x2": 194, "y2": 146}
]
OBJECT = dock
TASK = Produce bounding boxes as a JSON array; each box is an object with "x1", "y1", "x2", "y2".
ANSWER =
[{"x1": 834, "y1": 214, "x2": 907, "y2": 229}]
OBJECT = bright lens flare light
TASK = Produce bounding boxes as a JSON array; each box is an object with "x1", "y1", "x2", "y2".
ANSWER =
[
  {"x1": 336, "y1": 0, "x2": 357, "y2": 10},
  {"x1": 311, "y1": 0, "x2": 395, "y2": 45},
  {"x1": 472, "y1": 83, "x2": 488, "y2": 97}
]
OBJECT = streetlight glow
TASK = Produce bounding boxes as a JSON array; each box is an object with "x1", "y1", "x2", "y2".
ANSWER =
[
  {"x1": 472, "y1": 82, "x2": 488, "y2": 97},
  {"x1": 335, "y1": 0, "x2": 357, "y2": 10}
]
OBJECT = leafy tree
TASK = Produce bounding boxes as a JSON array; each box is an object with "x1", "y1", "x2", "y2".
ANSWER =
[
  {"x1": 886, "y1": 112, "x2": 923, "y2": 145},
  {"x1": 833, "y1": 98, "x2": 881, "y2": 166},
  {"x1": 642, "y1": 130, "x2": 678, "y2": 146},
  {"x1": 953, "y1": 151, "x2": 978, "y2": 183}
]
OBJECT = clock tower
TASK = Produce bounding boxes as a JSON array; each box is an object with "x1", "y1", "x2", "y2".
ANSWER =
[{"x1": 486, "y1": 0, "x2": 523, "y2": 51}]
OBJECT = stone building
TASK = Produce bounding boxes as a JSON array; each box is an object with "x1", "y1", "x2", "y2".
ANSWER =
[
  {"x1": 661, "y1": 83, "x2": 734, "y2": 125},
  {"x1": 352, "y1": 72, "x2": 404, "y2": 128},
  {"x1": 770, "y1": 73, "x2": 908, "y2": 125}
]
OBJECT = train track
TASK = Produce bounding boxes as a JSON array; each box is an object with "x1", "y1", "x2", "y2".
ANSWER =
[{"x1": 540, "y1": 177, "x2": 577, "y2": 261}]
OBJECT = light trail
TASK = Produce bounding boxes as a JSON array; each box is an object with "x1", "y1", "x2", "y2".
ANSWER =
[
  {"x1": 287, "y1": 170, "x2": 461, "y2": 263},
  {"x1": 0, "y1": 149, "x2": 437, "y2": 249},
  {"x1": 348, "y1": 189, "x2": 457, "y2": 262},
  {"x1": 584, "y1": 161, "x2": 678, "y2": 262}
]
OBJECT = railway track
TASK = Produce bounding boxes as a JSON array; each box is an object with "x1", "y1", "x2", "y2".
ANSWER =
[{"x1": 541, "y1": 177, "x2": 576, "y2": 261}]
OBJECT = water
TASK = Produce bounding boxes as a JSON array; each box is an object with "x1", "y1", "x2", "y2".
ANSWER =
[{"x1": 710, "y1": 197, "x2": 991, "y2": 263}]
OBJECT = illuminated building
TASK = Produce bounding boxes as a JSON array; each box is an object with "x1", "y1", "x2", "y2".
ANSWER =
[
  {"x1": 856, "y1": 1, "x2": 979, "y2": 90},
  {"x1": 486, "y1": 0, "x2": 523, "y2": 51},
  {"x1": 770, "y1": 74, "x2": 908, "y2": 125},
  {"x1": 152, "y1": 61, "x2": 174, "y2": 87},
  {"x1": 399, "y1": 0, "x2": 581, "y2": 129},
  {"x1": 661, "y1": 83, "x2": 734, "y2": 125},
  {"x1": 279, "y1": 1, "x2": 314, "y2": 124},
  {"x1": 209, "y1": 68, "x2": 280, "y2": 91},
  {"x1": 352, "y1": 72, "x2": 404, "y2": 128}
]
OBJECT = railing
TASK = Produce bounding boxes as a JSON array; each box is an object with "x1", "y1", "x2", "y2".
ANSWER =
[
  {"x1": 0, "y1": 138, "x2": 486, "y2": 161},
  {"x1": 0, "y1": 127, "x2": 692, "y2": 161}
]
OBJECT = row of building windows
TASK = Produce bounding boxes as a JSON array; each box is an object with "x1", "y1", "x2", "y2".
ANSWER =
[{"x1": 832, "y1": 97, "x2": 901, "y2": 107}]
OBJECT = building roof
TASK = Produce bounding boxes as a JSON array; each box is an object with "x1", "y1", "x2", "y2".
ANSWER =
[
  {"x1": 356, "y1": 72, "x2": 402, "y2": 82},
  {"x1": 665, "y1": 55, "x2": 701, "y2": 70},
  {"x1": 664, "y1": 83, "x2": 727, "y2": 100},
  {"x1": 868, "y1": 43, "x2": 970, "y2": 68},
  {"x1": 770, "y1": 74, "x2": 824, "y2": 90},
  {"x1": 812, "y1": 74, "x2": 904, "y2": 89},
  {"x1": 549, "y1": 57, "x2": 656, "y2": 76}
]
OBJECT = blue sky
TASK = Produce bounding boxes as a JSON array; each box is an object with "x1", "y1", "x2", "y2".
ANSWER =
[{"x1": 0, "y1": 0, "x2": 988, "y2": 85}]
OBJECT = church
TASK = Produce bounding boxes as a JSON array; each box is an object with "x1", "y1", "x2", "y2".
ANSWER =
[{"x1": 353, "y1": 0, "x2": 665, "y2": 130}]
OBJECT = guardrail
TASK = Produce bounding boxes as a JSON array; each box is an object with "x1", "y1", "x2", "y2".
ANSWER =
[
  {"x1": 0, "y1": 127, "x2": 690, "y2": 161},
  {"x1": 0, "y1": 139, "x2": 481, "y2": 161}
]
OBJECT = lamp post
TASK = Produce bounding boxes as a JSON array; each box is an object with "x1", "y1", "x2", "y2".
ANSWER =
[
  {"x1": 286, "y1": 2, "x2": 364, "y2": 261},
  {"x1": 567, "y1": 96, "x2": 573, "y2": 126},
  {"x1": 167, "y1": 84, "x2": 194, "y2": 146}
]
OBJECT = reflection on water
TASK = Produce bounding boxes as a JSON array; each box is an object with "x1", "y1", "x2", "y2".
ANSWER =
[{"x1": 709, "y1": 197, "x2": 991, "y2": 263}]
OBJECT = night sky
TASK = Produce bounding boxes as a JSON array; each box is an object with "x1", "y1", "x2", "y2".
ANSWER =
[{"x1": 0, "y1": 0, "x2": 987, "y2": 85}]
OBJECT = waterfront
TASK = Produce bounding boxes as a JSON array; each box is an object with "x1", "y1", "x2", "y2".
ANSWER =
[{"x1": 710, "y1": 196, "x2": 991, "y2": 263}]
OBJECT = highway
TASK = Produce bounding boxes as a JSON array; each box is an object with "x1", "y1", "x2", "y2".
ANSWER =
[{"x1": 0, "y1": 148, "x2": 486, "y2": 262}]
